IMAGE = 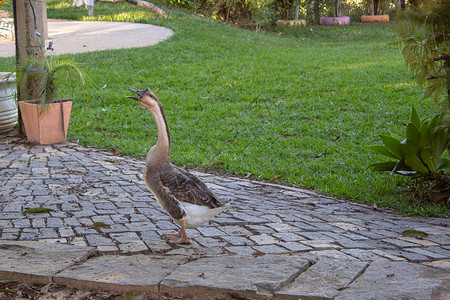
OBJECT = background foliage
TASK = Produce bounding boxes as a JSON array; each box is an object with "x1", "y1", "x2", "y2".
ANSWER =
[{"x1": 1, "y1": 0, "x2": 447, "y2": 216}]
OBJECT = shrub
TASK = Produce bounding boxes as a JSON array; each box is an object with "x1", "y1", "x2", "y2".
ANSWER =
[{"x1": 368, "y1": 106, "x2": 450, "y2": 206}]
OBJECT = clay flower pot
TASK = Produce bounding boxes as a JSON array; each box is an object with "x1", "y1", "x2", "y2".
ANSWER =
[
  {"x1": 276, "y1": 19, "x2": 306, "y2": 27},
  {"x1": 361, "y1": 15, "x2": 389, "y2": 23},
  {"x1": 15, "y1": 56, "x2": 86, "y2": 144},
  {"x1": 0, "y1": 72, "x2": 18, "y2": 133},
  {"x1": 19, "y1": 99, "x2": 72, "y2": 145},
  {"x1": 320, "y1": 16, "x2": 350, "y2": 26}
]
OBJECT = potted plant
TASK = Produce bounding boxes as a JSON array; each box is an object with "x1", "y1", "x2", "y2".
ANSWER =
[
  {"x1": 320, "y1": 0, "x2": 350, "y2": 26},
  {"x1": 15, "y1": 55, "x2": 86, "y2": 144},
  {"x1": 361, "y1": 0, "x2": 389, "y2": 23},
  {"x1": 0, "y1": 72, "x2": 18, "y2": 133},
  {"x1": 274, "y1": 0, "x2": 307, "y2": 27}
]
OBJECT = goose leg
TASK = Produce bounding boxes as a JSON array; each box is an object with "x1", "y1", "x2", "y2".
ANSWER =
[{"x1": 162, "y1": 219, "x2": 191, "y2": 244}]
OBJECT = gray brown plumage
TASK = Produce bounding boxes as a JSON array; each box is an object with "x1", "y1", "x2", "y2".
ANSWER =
[{"x1": 127, "y1": 88, "x2": 229, "y2": 244}]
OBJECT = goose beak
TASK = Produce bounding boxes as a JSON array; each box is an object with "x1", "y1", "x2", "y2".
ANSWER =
[{"x1": 126, "y1": 88, "x2": 144, "y2": 101}]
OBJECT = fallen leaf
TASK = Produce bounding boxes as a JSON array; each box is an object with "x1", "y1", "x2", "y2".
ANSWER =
[
  {"x1": 23, "y1": 207, "x2": 53, "y2": 214},
  {"x1": 92, "y1": 222, "x2": 111, "y2": 228},
  {"x1": 40, "y1": 283, "x2": 52, "y2": 294},
  {"x1": 279, "y1": 132, "x2": 297, "y2": 137},
  {"x1": 204, "y1": 161, "x2": 225, "y2": 166},
  {"x1": 0, "y1": 289, "x2": 17, "y2": 296},
  {"x1": 114, "y1": 291, "x2": 145, "y2": 300},
  {"x1": 268, "y1": 174, "x2": 284, "y2": 182},
  {"x1": 80, "y1": 189, "x2": 99, "y2": 196},
  {"x1": 401, "y1": 230, "x2": 428, "y2": 238},
  {"x1": 315, "y1": 152, "x2": 331, "y2": 158},
  {"x1": 111, "y1": 149, "x2": 118, "y2": 155}
]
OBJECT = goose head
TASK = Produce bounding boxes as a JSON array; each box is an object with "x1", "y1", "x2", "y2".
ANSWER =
[{"x1": 127, "y1": 88, "x2": 160, "y2": 111}]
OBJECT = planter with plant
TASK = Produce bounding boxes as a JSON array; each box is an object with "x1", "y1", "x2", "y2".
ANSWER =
[
  {"x1": 369, "y1": 0, "x2": 450, "y2": 207},
  {"x1": 274, "y1": 0, "x2": 306, "y2": 27},
  {"x1": 15, "y1": 55, "x2": 86, "y2": 145},
  {"x1": 0, "y1": 72, "x2": 17, "y2": 133},
  {"x1": 361, "y1": 0, "x2": 389, "y2": 23},
  {"x1": 320, "y1": 0, "x2": 350, "y2": 26},
  {"x1": 368, "y1": 106, "x2": 449, "y2": 205}
]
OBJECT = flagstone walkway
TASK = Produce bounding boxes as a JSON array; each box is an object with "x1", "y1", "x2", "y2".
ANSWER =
[{"x1": 1, "y1": 130, "x2": 449, "y2": 299}]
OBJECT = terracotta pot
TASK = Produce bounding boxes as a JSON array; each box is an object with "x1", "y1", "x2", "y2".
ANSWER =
[
  {"x1": 276, "y1": 19, "x2": 306, "y2": 27},
  {"x1": 0, "y1": 72, "x2": 18, "y2": 133},
  {"x1": 19, "y1": 99, "x2": 72, "y2": 145},
  {"x1": 320, "y1": 16, "x2": 351, "y2": 26},
  {"x1": 361, "y1": 15, "x2": 389, "y2": 23}
]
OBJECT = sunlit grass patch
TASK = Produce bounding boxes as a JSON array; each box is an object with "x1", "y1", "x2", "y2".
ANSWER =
[{"x1": 1, "y1": 1, "x2": 447, "y2": 217}]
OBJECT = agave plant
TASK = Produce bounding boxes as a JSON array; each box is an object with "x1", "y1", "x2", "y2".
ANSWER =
[
  {"x1": 368, "y1": 106, "x2": 449, "y2": 177},
  {"x1": 15, "y1": 55, "x2": 86, "y2": 114},
  {"x1": 368, "y1": 106, "x2": 449, "y2": 204}
]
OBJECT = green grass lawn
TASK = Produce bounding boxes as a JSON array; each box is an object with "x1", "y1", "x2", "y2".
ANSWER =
[{"x1": 2, "y1": 0, "x2": 448, "y2": 217}]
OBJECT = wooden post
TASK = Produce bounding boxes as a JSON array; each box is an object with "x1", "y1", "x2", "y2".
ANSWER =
[
  {"x1": 13, "y1": 0, "x2": 47, "y2": 134},
  {"x1": 13, "y1": 0, "x2": 46, "y2": 61},
  {"x1": 313, "y1": 0, "x2": 320, "y2": 24}
]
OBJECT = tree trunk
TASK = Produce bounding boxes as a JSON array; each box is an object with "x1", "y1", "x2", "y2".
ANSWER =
[
  {"x1": 335, "y1": 0, "x2": 341, "y2": 17},
  {"x1": 368, "y1": 0, "x2": 374, "y2": 15},
  {"x1": 314, "y1": 0, "x2": 320, "y2": 24},
  {"x1": 13, "y1": 0, "x2": 47, "y2": 135},
  {"x1": 294, "y1": 0, "x2": 300, "y2": 20},
  {"x1": 305, "y1": 0, "x2": 312, "y2": 22},
  {"x1": 126, "y1": 0, "x2": 167, "y2": 17},
  {"x1": 400, "y1": 0, "x2": 405, "y2": 10},
  {"x1": 99, "y1": 0, "x2": 167, "y2": 18}
]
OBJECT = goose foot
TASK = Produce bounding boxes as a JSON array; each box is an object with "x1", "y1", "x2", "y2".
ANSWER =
[{"x1": 163, "y1": 220, "x2": 191, "y2": 244}]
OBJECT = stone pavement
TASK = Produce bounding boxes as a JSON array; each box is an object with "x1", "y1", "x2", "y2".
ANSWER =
[{"x1": 1, "y1": 130, "x2": 449, "y2": 299}]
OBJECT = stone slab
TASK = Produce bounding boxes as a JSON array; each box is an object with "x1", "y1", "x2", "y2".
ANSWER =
[
  {"x1": 160, "y1": 255, "x2": 311, "y2": 299},
  {"x1": 275, "y1": 258, "x2": 369, "y2": 299},
  {"x1": 336, "y1": 260, "x2": 450, "y2": 300},
  {"x1": 0, "y1": 240, "x2": 95, "y2": 284},
  {"x1": 54, "y1": 254, "x2": 188, "y2": 298}
]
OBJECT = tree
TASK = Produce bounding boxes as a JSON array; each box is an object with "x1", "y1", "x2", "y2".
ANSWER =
[
  {"x1": 13, "y1": 0, "x2": 47, "y2": 134},
  {"x1": 394, "y1": 0, "x2": 450, "y2": 110}
]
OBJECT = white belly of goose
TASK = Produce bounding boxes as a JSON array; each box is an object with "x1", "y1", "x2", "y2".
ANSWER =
[{"x1": 178, "y1": 202, "x2": 230, "y2": 228}]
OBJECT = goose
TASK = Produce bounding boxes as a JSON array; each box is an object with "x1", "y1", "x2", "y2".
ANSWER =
[{"x1": 127, "y1": 88, "x2": 230, "y2": 244}]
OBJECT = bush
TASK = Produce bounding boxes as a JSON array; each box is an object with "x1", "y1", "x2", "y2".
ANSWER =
[{"x1": 368, "y1": 106, "x2": 450, "y2": 206}]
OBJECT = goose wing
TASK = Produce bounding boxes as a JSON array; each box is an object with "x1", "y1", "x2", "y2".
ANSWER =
[{"x1": 159, "y1": 164, "x2": 224, "y2": 208}]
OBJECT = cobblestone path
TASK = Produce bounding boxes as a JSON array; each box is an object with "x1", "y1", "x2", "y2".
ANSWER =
[{"x1": 1, "y1": 132, "x2": 449, "y2": 299}]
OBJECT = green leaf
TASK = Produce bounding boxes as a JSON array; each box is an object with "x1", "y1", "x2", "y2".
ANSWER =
[
  {"x1": 92, "y1": 222, "x2": 111, "y2": 228},
  {"x1": 405, "y1": 122, "x2": 420, "y2": 143},
  {"x1": 366, "y1": 145, "x2": 399, "y2": 160},
  {"x1": 23, "y1": 207, "x2": 53, "y2": 214},
  {"x1": 430, "y1": 129, "x2": 445, "y2": 166},
  {"x1": 428, "y1": 114, "x2": 441, "y2": 131},
  {"x1": 368, "y1": 161, "x2": 398, "y2": 172},
  {"x1": 401, "y1": 230, "x2": 428, "y2": 238},
  {"x1": 404, "y1": 153, "x2": 429, "y2": 175},
  {"x1": 419, "y1": 148, "x2": 437, "y2": 173},
  {"x1": 436, "y1": 158, "x2": 450, "y2": 170},
  {"x1": 418, "y1": 121, "x2": 431, "y2": 149},
  {"x1": 400, "y1": 139, "x2": 419, "y2": 156},
  {"x1": 409, "y1": 105, "x2": 421, "y2": 128},
  {"x1": 379, "y1": 135, "x2": 403, "y2": 159}
]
